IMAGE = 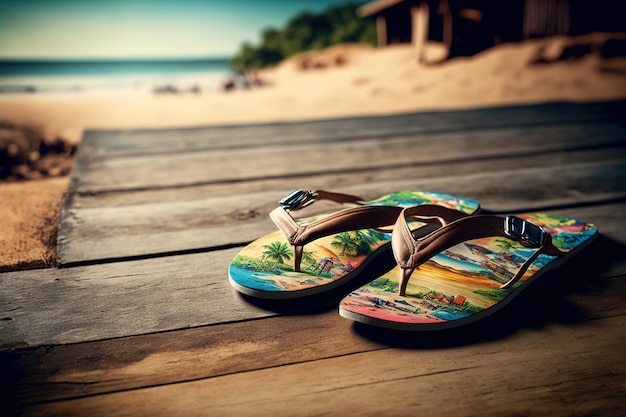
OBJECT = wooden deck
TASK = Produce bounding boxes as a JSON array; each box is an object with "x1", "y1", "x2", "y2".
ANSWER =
[{"x1": 2, "y1": 100, "x2": 626, "y2": 416}]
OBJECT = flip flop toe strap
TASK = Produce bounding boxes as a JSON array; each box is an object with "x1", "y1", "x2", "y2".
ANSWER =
[
  {"x1": 270, "y1": 205, "x2": 404, "y2": 271},
  {"x1": 393, "y1": 212, "x2": 568, "y2": 296},
  {"x1": 278, "y1": 189, "x2": 365, "y2": 211}
]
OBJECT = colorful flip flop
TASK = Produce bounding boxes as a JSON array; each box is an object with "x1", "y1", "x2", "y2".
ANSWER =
[
  {"x1": 228, "y1": 190, "x2": 480, "y2": 299},
  {"x1": 339, "y1": 210, "x2": 598, "y2": 330}
]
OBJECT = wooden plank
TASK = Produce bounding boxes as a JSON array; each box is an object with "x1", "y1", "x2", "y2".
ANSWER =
[
  {"x1": 4, "y1": 202, "x2": 626, "y2": 351},
  {"x1": 0, "y1": 248, "x2": 273, "y2": 350},
  {"x1": 71, "y1": 122, "x2": 626, "y2": 193},
  {"x1": 0, "y1": 312, "x2": 382, "y2": 406},
  {"x1": 65, "y1": 145, "x2": 626, "y2": 210},
  {"x1": 2, "y1": 268, "x2": 626, "y2": 407},
  {"x1": 16, "y1": 314, "x2": 626, "y2": 417},
  {"x1": 77, "y1": 100, "x2": 626, "y2": 160},
  {"x1": 59, "y1": 158, "x2": 626, "y2": 263}
]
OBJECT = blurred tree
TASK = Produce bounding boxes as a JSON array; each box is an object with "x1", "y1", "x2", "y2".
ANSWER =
[{"x1": 231, "y1": 3, "x2": 376, "y2": 70}]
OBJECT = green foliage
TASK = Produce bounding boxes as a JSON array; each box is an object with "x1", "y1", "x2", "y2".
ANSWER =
[
  {"x1": 302, "y1": 250, "x2": 317, "y2": 269},
  {"x1": 261, "y1": 241, "x2": 293, "y2": 267},
  {"x1": 330, "y1": 232, "x2": 361, "y2": 256},
  {"x1": 369, "y1": 278, "x2": 399, "y2": 292},
  {"x1": 330, "y1": 231, "x2": 372, "y2": 256},
  {"x1": 231, "y1": 3, "x2": 377, "y2": 70},
  {"x1": 456, "y1": 303, "x2": 483, "y2": 314},
  {"x1": 231, "y1": 254, "x2": 264, "y2": 270},
  {"x1": 474, "y1": 288, "x2": 510, "y2": 301},
  {"x1": 494, "y1": 238, "x2": 520, "y2": 253},
  {"x1": 355, "y1": 231, "x2": 373, "y2": 255}
]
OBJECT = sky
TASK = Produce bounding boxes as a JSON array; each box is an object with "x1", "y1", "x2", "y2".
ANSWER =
[{"x1": 0, "y1": 0, "x2": 367, "y2": 60}]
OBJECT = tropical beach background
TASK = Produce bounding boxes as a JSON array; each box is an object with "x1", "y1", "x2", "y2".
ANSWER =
[{"x1": 1, "y1": 0, "x2": 625, "y2": 270}]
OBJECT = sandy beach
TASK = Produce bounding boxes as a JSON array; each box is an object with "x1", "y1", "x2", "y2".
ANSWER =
[{"x1": 1, "y1": 32, "x2": 626, "y2": 270}]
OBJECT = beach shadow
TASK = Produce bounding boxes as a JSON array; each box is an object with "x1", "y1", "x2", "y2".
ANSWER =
[{"x1": 351, "y1": 234, "x2": 624, "y2": 348}]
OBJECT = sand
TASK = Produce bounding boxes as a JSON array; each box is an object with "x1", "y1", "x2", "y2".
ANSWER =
[
  {"x1": 0, "y1": 177, "x2": 69, "y2": 271},
  {"x1": 1, "y1": 33, "x2": 625, "y2": 270}
]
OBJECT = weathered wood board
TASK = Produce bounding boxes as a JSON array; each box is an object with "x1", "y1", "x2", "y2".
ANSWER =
[
  {"x1": 71, "y1": 122, "x2": 626, "y2": 193},
  {"x1": 77, "y1": 100, "x2": 626, "y2": 160},
  {"x1": 9, "y1": 314, "x2": 626, "y2": 417},
  {"x1": 2, "y1": 255, "x2": 626, "y2": 405}
]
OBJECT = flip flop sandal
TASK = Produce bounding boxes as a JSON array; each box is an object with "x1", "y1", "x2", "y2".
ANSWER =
[
  {"x1": 339, "y1": 209, "x2": 598, "y2": 330},
  {"x1": 228, "y1": 190, "x2": 481, "y2": 299}
]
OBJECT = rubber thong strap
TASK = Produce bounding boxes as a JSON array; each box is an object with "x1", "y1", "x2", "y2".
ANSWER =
[
  {"x1": 392, "y1": 212, "x2": 568, "y2": 296},
  {"x1": 271, "y1": 205, "x2": 405, "y2": 244},
  {"x1": 315, "y1": 189, "x2": 365, "y2": 205},
  {"x1": 279, "y1": 189, "x2": 364, "y2": 211},
  {"x1": 270, "y1": 205, "x2": 405, "y2": 272}
]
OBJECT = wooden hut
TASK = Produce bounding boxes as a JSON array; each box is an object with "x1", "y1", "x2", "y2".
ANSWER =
[{"x1": 357, "y1": 0, "x2": 625, "y2": 62}]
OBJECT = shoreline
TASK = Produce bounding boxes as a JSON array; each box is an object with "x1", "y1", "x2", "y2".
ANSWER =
[{"x1": 0, "y1": 71, "x2": 228, "y2": 100}]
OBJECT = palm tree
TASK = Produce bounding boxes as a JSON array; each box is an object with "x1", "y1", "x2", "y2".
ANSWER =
[
  {"x1": 302, "y1": 250, "x2": 317, "y2": 270},
  {"x1": 355, "y1": 231, "x2": 373, "y2": 255},
  {"x1": 331, "y1": 232, "x2": 360, "y2": 256},
  {"x1": 261, "y1": 241, "x2": 293, "y2": 268},
  {"x1": 494, "y1": 238, "x2": 517, "y2": 253}
]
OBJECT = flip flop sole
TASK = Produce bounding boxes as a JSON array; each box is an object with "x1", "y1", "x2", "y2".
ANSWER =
[{"x1": 339, "y1": 213, "x2": 598, "y2": 330}]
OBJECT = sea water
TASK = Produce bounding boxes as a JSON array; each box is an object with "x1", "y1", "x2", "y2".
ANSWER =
[{"x1": 0, "y1": 58, "x2": 232, "y2": 95}]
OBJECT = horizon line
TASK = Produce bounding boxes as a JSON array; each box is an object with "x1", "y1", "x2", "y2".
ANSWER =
[{"x1": 0, "y1": 56, "x2": 234, "y2": 63}]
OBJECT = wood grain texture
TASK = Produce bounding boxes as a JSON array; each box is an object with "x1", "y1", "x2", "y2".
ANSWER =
[
  {"x1": 61, "y1": 144, "x2": 626, "y2": 211},
  {"x1": 77, "y1": 100, "x2": 626, "y2": 160},
  {"x1": 15, "y1": 314, "x2": 626, "y2": 417},
  {"x1": 71, "y1": 122, "x2": 626, "y2": 193},
  {"x1": 0, "y1": 248, "x2": 273, "y2": 349},
  {"x1": 2, "y1": 266, "x2": 626, "y2": 407}
]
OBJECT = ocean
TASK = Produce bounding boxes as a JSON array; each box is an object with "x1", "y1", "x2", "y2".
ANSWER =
[{"x1": 0, "y1": 58, "x2": 232, "y2": 95}]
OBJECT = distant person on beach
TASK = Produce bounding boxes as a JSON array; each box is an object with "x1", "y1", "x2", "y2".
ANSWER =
[
  {"x1": 221, "y1": 70, "x2": 263, "y2": 92},
  {"x1": 222, "y1": 76, "x2": 236, "y2": 91},
  {"x1": 236, "y1": 70, "x2": 250, "y2": 89},
  {"x1": 248, "y1": 70, "x2": 263, "y2": 87}
]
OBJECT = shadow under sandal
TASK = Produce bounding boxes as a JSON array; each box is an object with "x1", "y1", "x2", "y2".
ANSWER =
[
  {"x1": 339, "y1": 209, "x2": 598, "y2": 330},
  {"x1": 228, "y1": 190, "x2": 480, "y2": 299}
]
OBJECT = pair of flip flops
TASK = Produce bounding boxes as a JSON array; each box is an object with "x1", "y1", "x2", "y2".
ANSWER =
[{"x1": 228, "y1": 190, "x2": 598, "y2": 331}]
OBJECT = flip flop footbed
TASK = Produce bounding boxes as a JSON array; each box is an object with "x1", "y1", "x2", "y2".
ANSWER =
[
  {"x1": 339, "y1": 213, "x2": 598, "y2": 329},
  {"x1": 229, "y1": 191, "x2": 480, "y2": 298}
]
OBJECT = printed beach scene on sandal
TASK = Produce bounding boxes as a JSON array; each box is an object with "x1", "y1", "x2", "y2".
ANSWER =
[{"x1": 340, "y1": 213, "x2": 598, "y2": 324}]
